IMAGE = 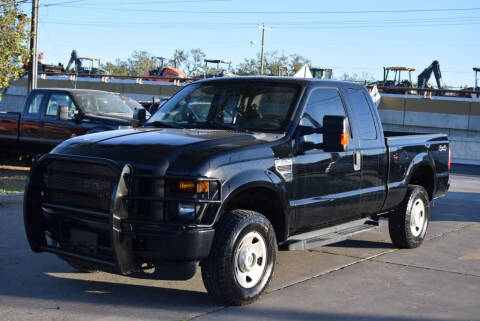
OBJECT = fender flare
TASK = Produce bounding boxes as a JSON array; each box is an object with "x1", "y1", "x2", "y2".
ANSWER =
[
  {"x1": 382, "y1": 151, "x2": 436, "y2": 212},
  {"x1": 217, "y1": 169, "x2": 290, "y2": 240},
  {"x1": 404, "y1": 152, "x2": 437, "y2": 198}
]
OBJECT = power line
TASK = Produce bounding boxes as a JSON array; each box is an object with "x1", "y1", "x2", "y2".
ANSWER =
[
  {"x1": 54, "y1": 5, "x2": 480, "y2": 14},
  {"x1": 39, "y1": 15, "x2": 480, "y2": 26},
  {"x1": 111, "y1": 0, "x2": 230, "y2": 4},
  {"x1": 18, "y1": 0, "x2": 87, "y2": 6},
  {"x1": 25, "y1": 0, "x2": 229, "y2": 6},
  {"x1": 41, "y1": 1, "x2": 87, "y2": 7},
  {"x1": 39, "y1": 17, "x2": 480, "y2": 30}
]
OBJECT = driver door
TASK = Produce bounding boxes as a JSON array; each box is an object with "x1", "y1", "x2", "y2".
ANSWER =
[
  {"x1": 292, "y1": 87, "x2": 363, "y2": 233},
  {"x1": 40, "y1": 92, "x2": 88, "y2": 149}
]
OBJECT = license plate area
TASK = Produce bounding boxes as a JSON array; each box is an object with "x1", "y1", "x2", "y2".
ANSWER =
[{"x1": 70, "y1": 228, "x2": 98, "y2": 255}]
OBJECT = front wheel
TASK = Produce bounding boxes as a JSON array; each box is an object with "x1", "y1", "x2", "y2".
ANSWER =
[
  {"x1": 201, "y1": 209, "x2": 277, "y2": 306},
  {"x1": 389, "y1": 185, "x2": 430, "y2": 249}
]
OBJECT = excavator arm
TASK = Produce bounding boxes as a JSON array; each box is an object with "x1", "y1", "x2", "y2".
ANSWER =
[
  {"x1": 417, "y1": 60, "x2": 443, "y2": 89},
  {"x1": 65, "y1": 50, "x2": 81, "y2": 73}
]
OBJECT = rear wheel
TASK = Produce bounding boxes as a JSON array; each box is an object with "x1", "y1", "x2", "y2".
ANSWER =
[
  {"x1": 201, "y1": 209, "x2": 277, "y2": 306},
  {"x1": 388, "y1": 185, "x2": 430, "y2": 249}
]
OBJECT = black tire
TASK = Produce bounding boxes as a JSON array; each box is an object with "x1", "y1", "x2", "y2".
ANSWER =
[
  {"x1": 64, "y1": 259, "x2": 97, "y2": 273},
  {"x1": 388, "y1": 185, "x2": 430, "y2": 249},
  {"x1": 201, "y1": 209, "x2": 277, "y2": 306}
]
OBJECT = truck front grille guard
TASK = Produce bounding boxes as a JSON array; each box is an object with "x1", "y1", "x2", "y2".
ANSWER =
[
  {"x1": 121, "y1": 172, "x2": 222, "y2": 229},
  {"x1": 24, "y1": 154, "x2": 222, "y2": 275}
]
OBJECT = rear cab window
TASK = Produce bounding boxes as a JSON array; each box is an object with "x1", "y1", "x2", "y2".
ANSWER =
[
  {"x1": 25, "y1": 92, "x2": 45, "y2": 116},
  {"x1": 347, "y1": 89, "x2": 377, "y2": 140}
]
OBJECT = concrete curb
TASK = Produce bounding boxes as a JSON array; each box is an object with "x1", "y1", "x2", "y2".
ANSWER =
[{"x1": 0, "y1": 193, "x2": 24, "y2": 206}]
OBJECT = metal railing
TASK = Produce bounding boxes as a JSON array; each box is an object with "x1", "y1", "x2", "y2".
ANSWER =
[
  {"x1": 36, "y1": 71, "x2": 198, "y2": 85},
  {"x1": 370, "y1": 85, "x2": 480, "y2": 97}
]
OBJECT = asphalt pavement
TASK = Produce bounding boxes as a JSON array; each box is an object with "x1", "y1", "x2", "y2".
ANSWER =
[{"x1": 0, "y1": 167, "x2": 479, "y2": 321}]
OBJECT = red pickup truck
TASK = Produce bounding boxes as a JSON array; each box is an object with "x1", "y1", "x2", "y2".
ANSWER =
[{"x1": 0, "y1": 88, "x2": 135, "y2": 155}]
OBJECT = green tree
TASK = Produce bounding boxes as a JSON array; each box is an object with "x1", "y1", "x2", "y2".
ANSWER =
[
  {"x1": 235, "y1": 57, "x2": 259, "y2": 75},
  {"x1": 235, "y1": 51, "x2": 288, "y2": 76},
  {"x1": 264, "y1": 51, "x2": 289, "y2": 76},
  {"x1": 235, "y1": 51, "x2": 310, "y2": 76},
  {"x1": 0, "y1": 0, "x2": 29, "y2": 100},
  {"x1": 185, "y1": 48, "x2": 206, "y2": 77},
  {"x1": 127, "y1": 50, "x2": 157, "y2": 76},
  {"x1": 289, "y1": 54, "x2": 311, "y2": 74},
  {"x1": 102, "y1": 58, "x2": 129, "y2": 75},
  {"x1": 338, "y1": 72, "x2": 374, "y2": 83},
  {"x1": 172, "y1": 49, "x2": 187, "y2": 70}
]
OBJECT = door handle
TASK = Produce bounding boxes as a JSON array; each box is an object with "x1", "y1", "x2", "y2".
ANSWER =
[{"x1": 353, "y1": 151, "x2": 361, "y2": 171}]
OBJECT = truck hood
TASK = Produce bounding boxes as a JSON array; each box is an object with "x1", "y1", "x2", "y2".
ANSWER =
[{"x1": 51, "y1": 127, "x2": 277, "y2": 174}]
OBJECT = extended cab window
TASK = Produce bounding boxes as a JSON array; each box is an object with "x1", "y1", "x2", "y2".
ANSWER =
[
  {"x1": 26, "y1": 93, "x2": 45, "y2": 115},
  {"x1": 300, "y1": 88, "x2": 347, "y2": 144},
  {"x1": 348, "y1": 89, "x2": 377, "y2": 140},
  {"x1": 45, "y1": 93, "x2": 77, "y2": 118}
]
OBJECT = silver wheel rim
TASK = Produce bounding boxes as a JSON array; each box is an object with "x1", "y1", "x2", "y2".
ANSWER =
[
  {"x1": 410, "y1": 198, "x2": 426, "y2": 237},
  {"x1": 234, "y1": 231, "x2": 267, "y2": 289}
]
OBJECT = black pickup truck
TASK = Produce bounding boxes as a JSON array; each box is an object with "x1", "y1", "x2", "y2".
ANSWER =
[
  {"x1": 0, "y1": 88, "x2": 133, "y2": 155},
  {"x1": 24, "y1": 77, "x2": 450, "y2": 305}
]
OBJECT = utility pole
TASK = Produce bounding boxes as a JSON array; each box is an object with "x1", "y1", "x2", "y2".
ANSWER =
[
  {"x1": 258, "y1": 24, "x2": 272, "y2": 75},
  {"x1": 28, "y1": 0, "x2": 40, "y2": 93}
]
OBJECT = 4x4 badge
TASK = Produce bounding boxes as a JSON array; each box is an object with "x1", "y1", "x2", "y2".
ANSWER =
[{"x1": 439, "y1": 145, "x2": 447, "y2": 152}]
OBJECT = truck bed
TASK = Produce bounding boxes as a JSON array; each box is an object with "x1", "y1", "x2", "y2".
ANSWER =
[
  {"x1": 382, "y1": 130, "x2": 450, "y2": 211},
  {"x1": 384, "y1": 131, "x2": 449, "y2": 150},
  {"x1": 0, "y1": 112, "x2": 21, "y2": 143}
]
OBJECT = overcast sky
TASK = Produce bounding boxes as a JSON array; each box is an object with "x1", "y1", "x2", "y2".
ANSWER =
[{"x1": 21, "y1": 0, "x2": 480, "y2": 87}]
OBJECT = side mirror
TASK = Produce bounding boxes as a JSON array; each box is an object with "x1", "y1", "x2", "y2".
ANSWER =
[
  {"x1": 132, "y1": 108, "x2": 146, "y2": 128},
  {"x1": 296, "y1": 115, "x2": 349, "y2": 153},
  {"x1": 322, "y1": 115, "x2": 350, "y2": 152},
  {"x1": 296, "y1": 125, "x2": 324, "y2": 136},
  {"x1": 57, "y1": 105, "x2": 72, "y2": 121}
]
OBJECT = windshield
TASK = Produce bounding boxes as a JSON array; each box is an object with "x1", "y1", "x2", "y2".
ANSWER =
[
  {"x1": 117, "y1": 94, "x2": 143, "y2": 110},
  {"x1": 146, "y1": 81, "x2": 301, "y2": 133},
  {"x1": 73, "y1": 92, "x2": 134, "y2": 116}
]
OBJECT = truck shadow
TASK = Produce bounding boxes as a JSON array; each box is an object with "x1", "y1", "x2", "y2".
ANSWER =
[
  {"x1": 328, "y1": 239, "x2": 396, "y2": 249},
  {"x1": 2, "y1": 258, "x2": 220, "y2": 316},
  {"x1": 197, "y1": 307, "x2": 452, "y2": 321}
]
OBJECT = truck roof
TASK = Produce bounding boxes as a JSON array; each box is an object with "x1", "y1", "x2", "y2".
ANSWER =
[
  {"x1": 32, "y1": 88, "x2": 114, "y2": 95},
  {"x1": 195, "y1": 76, "x2": 364, "y2": 89}
]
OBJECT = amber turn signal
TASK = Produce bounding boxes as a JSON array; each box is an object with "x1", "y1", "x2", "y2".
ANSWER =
[
  {"x1": 340, "y1": 133, "x2": 349, "y2": 146},
  {"x1": 178, "y1": 180, "x2": 196, "y2": 192},
  {"x1": 178, "y1": 180, "x2": 209, "y2": 193},
  {"x1": 196, "y1": 181, "x2": 209, "y2": 193}
]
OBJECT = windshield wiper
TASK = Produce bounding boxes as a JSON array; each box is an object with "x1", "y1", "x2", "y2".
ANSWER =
[{"x1": 144, "y1": 121, "x2": 183, "y2": 128}]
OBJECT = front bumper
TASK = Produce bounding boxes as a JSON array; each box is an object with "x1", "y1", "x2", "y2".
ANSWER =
[{"x1": 24, "y1": 154, "x2": 220, "y2": 279}]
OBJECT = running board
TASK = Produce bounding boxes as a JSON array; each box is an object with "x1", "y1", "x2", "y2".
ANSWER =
[{"x1": 281, "y1": 218, "x2": 379, "y2": 251}]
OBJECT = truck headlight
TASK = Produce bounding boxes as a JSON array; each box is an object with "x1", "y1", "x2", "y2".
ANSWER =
[{"x1": 178, "y1": 202, "x2": 195, "y2": 218}]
